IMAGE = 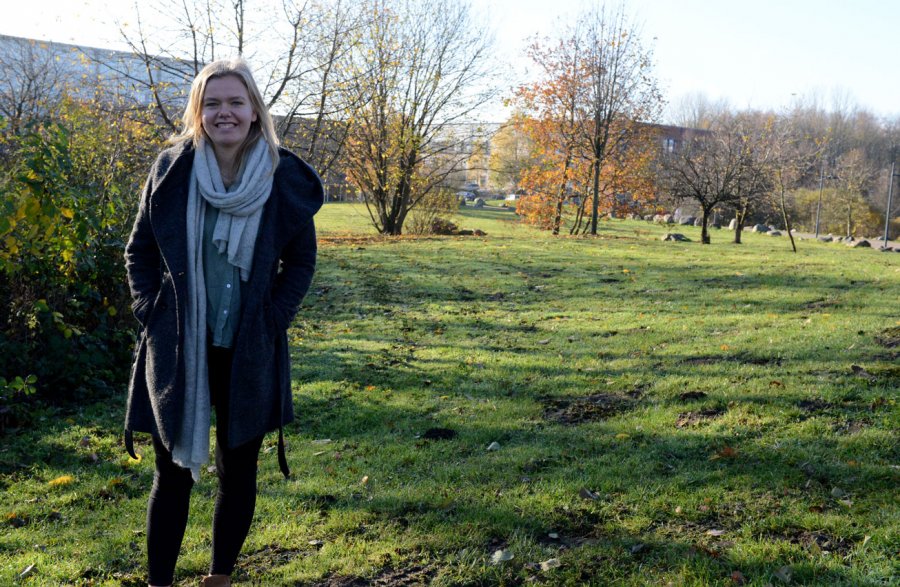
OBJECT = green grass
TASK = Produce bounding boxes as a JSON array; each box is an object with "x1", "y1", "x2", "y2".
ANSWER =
[{"x1": 2, "y1": 204, "x2": 898, "y2": 586}]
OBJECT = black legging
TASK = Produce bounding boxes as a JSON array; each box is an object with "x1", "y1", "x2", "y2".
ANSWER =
[{"x1": 146, "y1": 345, "x2": 265, "y2": 586}]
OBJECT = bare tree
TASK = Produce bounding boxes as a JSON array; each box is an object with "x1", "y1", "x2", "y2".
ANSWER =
[
  {"x1": 114, "y1": 0, "x2": 359, "y2": 178},
  {"x1": 659, "y1": 117, "x2": 771, "y2": 245},
  {"x1": 834, "y1": 149, "x2": 876, "y2": 238},
  {"x1": 726, "y1": 113, "x2": 774, "y2": 245},
  {"x1": 341, "y1": 0, "x2": 496, "y2": 235},
  {"x1": 669, "y1": 92, "x2": 732, "y2": 130},
  {"x1": 765, "y1": 114, "x2": 824, "y2": 252},
  {"x1": 487, "y1": 115, "x2": 534, "y2": 193},
  {"x1": 0, "y1": 37, "x2": 68, "y2": 134}
]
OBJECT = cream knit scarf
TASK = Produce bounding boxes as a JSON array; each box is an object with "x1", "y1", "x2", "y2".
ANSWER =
[{"x1": 173, "y1": 138, "x2": 274, "y2": 480}]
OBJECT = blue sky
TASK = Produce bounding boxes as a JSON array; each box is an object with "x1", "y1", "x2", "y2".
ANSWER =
[{"x1": 4, "y1": 0, "x2": 898, "y2": 122}]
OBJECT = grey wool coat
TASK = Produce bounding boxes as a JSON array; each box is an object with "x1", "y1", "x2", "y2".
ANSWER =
[{"x1": 124, "y1": 140, "x2": 323, "y2": 475}]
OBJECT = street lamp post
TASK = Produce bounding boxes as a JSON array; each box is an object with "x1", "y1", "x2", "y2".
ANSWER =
[
  {"x1": 815, "y1": 165, "x2": 825, "y2": 239},
  {"x1": 883, "y1": 161, "x2": 898, "y2": 248}
]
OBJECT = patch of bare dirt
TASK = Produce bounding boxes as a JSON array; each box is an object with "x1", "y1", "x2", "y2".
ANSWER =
[
  {"x1": 235, "y1": 545, "x2": 306, "y2": 575},
  {"x1": 683, "y1": 355, "x2": 720, "y2": 365},
  {"x1": 797, "y1": 399, "x2": 834, "y2": 413},
  {"x1": 542, "y1": 393, "x2": 636, "y2": 424},
  {"x1": 765, "y1": 528, "x2": 855, "y2": 556},
  {"x1": 833, "y1": 419, "x2": 870, "y2": 434},
  {"x1": 675, "y1": 407, "x2": 726, "y2": 428},
  {"x1": 679, "y1": 391, "x2": 708, "y2": 401},
  {"x1": 875, "y1": 326, "x2": 900, "y2": 348},
  {"x1": 316, "y1": 565, "x2": 435, "y2": 586}
]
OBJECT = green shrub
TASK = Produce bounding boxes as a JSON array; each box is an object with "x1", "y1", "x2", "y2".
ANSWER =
[{"x1": 0, "y1": 97, "x2": 164, "y2": 418}]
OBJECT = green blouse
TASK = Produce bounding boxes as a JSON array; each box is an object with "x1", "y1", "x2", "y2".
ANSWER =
[{"x1": 203, "y1": 202, "x2": 244, "y2": 348}]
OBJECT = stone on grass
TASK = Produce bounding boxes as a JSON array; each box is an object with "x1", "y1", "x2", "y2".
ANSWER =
[
  {"x1": 848, "y1": 239, "x2": 871, "y2": 248},
  {"x1": 751, "y1": 224, "x2": 769, "y2": 233},
  {"x1": 728, "y1": 218, "x2": 738, "y2": 230},
  {"x1": 769, "y1": 230, "x2": 781, "y2": 236},
  {"x1": 661, "y1": 233, "x2": 691, "y2": 242},
  {"x1": 678, "y1": 216, "x2": 695, "y2": 225}
]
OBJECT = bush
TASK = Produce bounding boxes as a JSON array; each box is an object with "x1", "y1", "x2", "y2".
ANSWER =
[
  {"x1": 406, "y1": 188, "x2": 459, "y2": 235},
  {"x1": 0, "y1": 97, "x2": 163, "y2": 419}
]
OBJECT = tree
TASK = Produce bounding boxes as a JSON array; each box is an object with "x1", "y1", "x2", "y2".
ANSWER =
[
  {"x1": 513, "y1": 4, "x2": 661, "y2": 236},
  {"x1": 0, "y1": 37, "x2": 68, "y2": 134},
  {"x1": 117, "y1": 0, "x2": 361, "y2": 177},
  {"x1": 725, "y1": 113, "x2": 774, "y2": 245},
  {"x1": 834, "y1": 149, "x2": 877, "y2": 238},
  {"x1": 669, "y1": 92, "x2": 731, "y2": 130},
  {"x1": 765, "y1": 113, "x2": 824, "y2": 252},
  {"x1": 580, "y1": 4, "x2": 662, "y2": 235},
  {"x1": 658, "y1": 117, "x2": 771, "y2": 245},
  {"x1": 515, "y1": 26, "x2": 590, "y2": 235},
  {"x1": 487, "y1": 115, "x2": 534, "y2": 193},
  {"x1": 341, "y1": 0, "x2": 496, "y2": 235}
]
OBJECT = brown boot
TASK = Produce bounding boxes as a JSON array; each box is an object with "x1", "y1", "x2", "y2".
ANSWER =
[{"x1": 200, "y1": 575, "x2": 231, "y2": 587}]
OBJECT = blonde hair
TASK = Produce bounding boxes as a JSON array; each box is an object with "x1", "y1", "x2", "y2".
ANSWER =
[{"x1": 172, "y1": 58, "x2": 280, "y2": 171}]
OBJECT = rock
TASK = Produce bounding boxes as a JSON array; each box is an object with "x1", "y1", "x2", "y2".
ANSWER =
[
  {"x1": 728, "y1": 218, "x2": 738, "y2": 230},
  {"x1": 678, "y1": 215, "x2": 694, "y2": 225},
  {"x1": 879, "y1": 246, "x2": 894, "y2": 252},
  {"x1": 473, "y1": 229, "x2": 486, "y2": 236},
  {"x1": 769, "y1": 230, "x2": 781, "y2": 236},
  {"x1": 661, "y1": 233, "x2": 691, "y2": 242},
  {"x1": 458, "y1": 229, "x2": 474, "y2": 235},
  {"x1": 818, "y1": 235, "x2": 833, "y2": 243},
  {"x1": 663, "y1": 214, "x2": 674, "y2": 224},
  {"x1": 848, "y1": 239, "x2": 871, "y2": 248},
  {"x1": 693, "y1": 217, "x2": 703, "y2": 226},
  {"x1": 473, "y1": 198, "x2": 485, "y2": 209},
  {"x1": 751, "y1": 224, "x2": 769, "y2": 233}
]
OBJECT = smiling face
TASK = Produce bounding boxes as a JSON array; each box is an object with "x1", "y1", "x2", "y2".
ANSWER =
[{"x1": 200, "y1": 75, "x2": 258, "y2": 153}]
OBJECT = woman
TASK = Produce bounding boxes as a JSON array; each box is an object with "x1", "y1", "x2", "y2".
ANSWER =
[{"x1": 124, "y1": 58, "x2": 322, "y2": 587}]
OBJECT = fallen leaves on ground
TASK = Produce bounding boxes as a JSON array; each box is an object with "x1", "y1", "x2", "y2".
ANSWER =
[
  {"x1": 47, "y1": 475, "x2": 74, "y2": 487},
  {"x1": 490, "y1": 549, "x2": 514, "y2": 565},
  {"x1": 711, "y1": 446, "x2": 738, "y2": 460},
  {"x1": 540, "y1": 558, "x2": 561, "y2": 570}
]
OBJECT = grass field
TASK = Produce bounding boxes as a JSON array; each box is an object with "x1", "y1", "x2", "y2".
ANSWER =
[{"x1": 1, "y1": 203, "x2": 898, "y2": 586}]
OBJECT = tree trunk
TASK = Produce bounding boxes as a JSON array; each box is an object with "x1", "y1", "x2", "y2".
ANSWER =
[
  {"x1": 846, "y1": 202, "x2": 852, "y2": 238},
  {"x1": 779, "y1": 187, "x2": 797, "y2": 253},
  {"x1": 733, "y1": 207, "x2": 748, "y2": 244},
  {"x1": 589, "y1": 155, "x2": 600, "y2": 235},
  {"x1": 700, "y1": 208, "x2": 711, "y2": 244},
  {"x1": 553, "y1": 150, "x2": 573, "y2": 236}
]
